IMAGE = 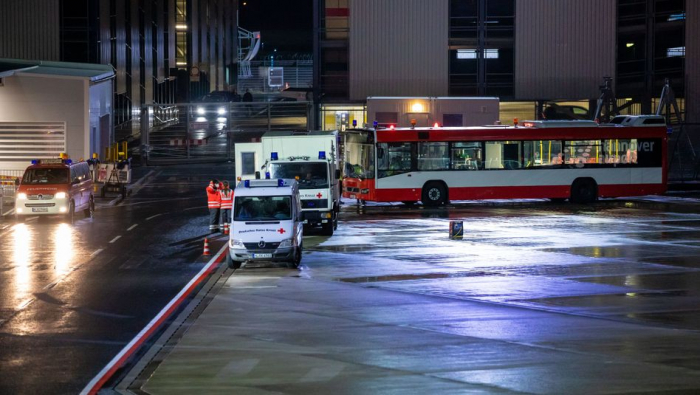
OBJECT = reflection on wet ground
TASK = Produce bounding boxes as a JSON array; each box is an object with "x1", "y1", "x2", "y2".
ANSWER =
[{"x1": 302, "y1": 200, "x2": 700, "y2": 331}]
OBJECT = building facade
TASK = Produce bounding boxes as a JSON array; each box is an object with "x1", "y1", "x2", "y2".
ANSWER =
[
  {"x1": 0, "y1": 0, "x2": 237, "y2": 138},
  {"x1": 314, "y1": 0, "x2": 695, "y2": 128}
]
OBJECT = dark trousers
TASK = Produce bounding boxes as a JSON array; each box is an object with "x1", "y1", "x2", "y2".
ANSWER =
[
  {"x1": 220, "y1": 209, "x2": 231, "y2": 225},
  {"x1": 209, "y1": 208, "x2": 220, "y2": 229}
]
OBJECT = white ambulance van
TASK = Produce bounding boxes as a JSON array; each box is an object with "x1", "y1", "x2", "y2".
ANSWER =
[{"x1": 226, "y1": 178, "x2": 304, "y2": 269}]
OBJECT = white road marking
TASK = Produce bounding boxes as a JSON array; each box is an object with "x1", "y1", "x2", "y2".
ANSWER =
[
  {"x1": 127, "y1": 224, "x2": 138, "y2": 231},
  {"x1": 91, "y1": 249, "x2": 104, "y2": 257},
  {"x1": 26, "y1": 217, "x2": 38, "y2": 222},
  {"x1": 17, "y1": 298, "x2": 34, "y2": 310},
  {"x1": 146, "y1": 213, "x2": 162, "y2": 221},
  {"x1": 109, "y1": 236, "x2": 122, "y2": 244},
  {"x1": 43, "y1": 282, "x2": 58, "y2": 290}
]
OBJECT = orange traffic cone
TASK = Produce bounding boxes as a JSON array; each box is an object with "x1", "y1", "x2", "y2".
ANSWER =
[
  {"x1": 203, "y1": 238, "x2": 210, "y2": 256},
  {"x1": 223, "y1": 223, "x2": 230, "y2": 235}
]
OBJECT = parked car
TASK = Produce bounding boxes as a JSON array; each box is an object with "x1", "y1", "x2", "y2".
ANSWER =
[{"x1": 543, "y1": 104, "x2": 590, "y2": 120}]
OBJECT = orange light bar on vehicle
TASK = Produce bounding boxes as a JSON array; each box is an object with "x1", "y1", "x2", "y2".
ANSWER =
[
  {"x1": 433, "y1": 122, "x2": 440, "y2": 128},
  {"x1": 523, "y1": 122, "x2": 535, "y2": 128},
  {"x1": 513, "y1": 118, "x2": 519, "y2": 127}
]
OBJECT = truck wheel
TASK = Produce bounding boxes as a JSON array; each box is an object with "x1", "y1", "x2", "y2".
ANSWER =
[
  {"x1": 321, "y1": 220, "x2": 334, "y2": 236},
  {"x1": 422, "y1": 182, "x2": 447, "y2": 206},
  {"x1": 226, "y1": 253, "x2": 241, "y2": 269}
]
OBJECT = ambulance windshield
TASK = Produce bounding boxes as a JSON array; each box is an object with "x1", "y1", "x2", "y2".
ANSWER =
[
  {"x1": 22, "y1": 168, "x2": 69, "y2": 184},
  {"x1": 234, "y1": 196, "x2": 292, "y2": 221}
]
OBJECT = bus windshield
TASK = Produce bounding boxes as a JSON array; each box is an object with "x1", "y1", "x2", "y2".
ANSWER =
[
  {"x1": 22, "y1": 168, "x2": 69, "y2": 184},
  {"x1": 344, "y1": 132, "x2": 375, "y2": 179},
  {"x1": 234, "y1": 196, "x2": 292, "y2": 221},
  {"x1": 269, "y1": 163, "x2": 328, "y2": 190}
]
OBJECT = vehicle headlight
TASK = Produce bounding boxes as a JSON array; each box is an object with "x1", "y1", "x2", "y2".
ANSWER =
[
  {"x1": 217, "y1": 107, "x2": 226, "y2": 115},
  {"x1": 278, "y1": 238, "x2": 293, "y2": 248},
  {"x1": 229, "y1": 238, "x2": 245, "y2": 249},
  {"x1": 17, "y1": 193, "x2": 27, "y2": 200},
  {"x1": 196, "y1": 107, "x2": 205, "y2": 115},
  {"x1": 55, "y1": 192, "x2": 67, "y2": 199}
]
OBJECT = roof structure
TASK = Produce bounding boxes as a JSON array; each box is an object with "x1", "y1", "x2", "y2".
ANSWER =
[{"x1": 0, "y1": 58, "x2": 114, "y2": 82}]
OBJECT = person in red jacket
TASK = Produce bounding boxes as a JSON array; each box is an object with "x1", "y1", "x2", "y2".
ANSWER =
[
  {"x1": 219, "y1": 181, "x2": 234, "y2": 229},
  {"x1": 206, "y1": 179, "x2": 221, "y2": 231}
]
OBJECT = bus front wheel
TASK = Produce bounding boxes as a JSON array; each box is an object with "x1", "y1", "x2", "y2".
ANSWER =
[{"x1": 422, "y1": 182, "x2": 447, "y2": 206}]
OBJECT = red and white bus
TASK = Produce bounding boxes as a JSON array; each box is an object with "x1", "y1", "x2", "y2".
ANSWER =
[{"x1": 342, "y1": 116, "x2": 668, "y2": 205}]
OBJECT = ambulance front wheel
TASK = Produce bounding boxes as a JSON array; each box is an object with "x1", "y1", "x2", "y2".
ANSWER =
[
  {"x1": 287, "y1": 245, "x2": 302, "y2": 269},
  {"x1": 226, "y1": 253, "x2": 241, "y2": 269}
]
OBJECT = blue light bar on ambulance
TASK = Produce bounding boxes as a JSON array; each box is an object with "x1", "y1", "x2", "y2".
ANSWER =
[
  {"x1": 318, "y1": 151, "x2": 326, "y2": 159},
  {"x1": 31, "y1": 160, "x2": 39, "y2": 165},
  {"x1": 244, "y1": 180, "x2": 250, "y2": 188},
  {"x1": 265, "y1": 171, "x2": 271, "y2": 179},
  {"x1": 278, "y1": 179, "x2": 285, "y2": 187},
  {"x1": 271, "y1": 152, "x2": 278, "y2": 160},
  {"x1": 373, "y1": 120, "x2": 378, "y2": 128},
  {"x1": 352, "y1": 120, "x2": 357, "y2": 127}
]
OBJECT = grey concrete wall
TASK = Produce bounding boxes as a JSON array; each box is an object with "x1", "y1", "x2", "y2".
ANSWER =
[
  {"x1": 349, "y1": 0, "x2": 449, "y2": 100},
  {"x1": 514, "y1": 0, "x2": 616, "y2": 100}
]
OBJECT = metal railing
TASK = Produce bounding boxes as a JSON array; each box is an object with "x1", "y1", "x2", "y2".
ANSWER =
[{"x1": 142, "y1": 101, "x2": 312, "y2": 163}]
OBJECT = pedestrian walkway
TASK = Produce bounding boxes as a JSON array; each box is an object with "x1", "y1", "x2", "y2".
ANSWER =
[{"x1": 141, "y1": 267, "x2": 700, "y2": 394}]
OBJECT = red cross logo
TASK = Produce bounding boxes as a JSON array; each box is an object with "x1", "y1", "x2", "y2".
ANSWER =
[
  {"x1": 316, "y1": 192, "x2": 323, "y2": 198},
  {"x1": 278, "y1": 228, "x2": 286, "y2": 234}
]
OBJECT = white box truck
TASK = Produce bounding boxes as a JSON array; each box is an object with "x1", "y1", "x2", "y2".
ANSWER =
[{"x1": 235, "y1": 131, "x2": 341, "y2": 236}]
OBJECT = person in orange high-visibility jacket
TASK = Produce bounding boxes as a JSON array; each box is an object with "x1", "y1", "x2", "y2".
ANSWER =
[
  {"x1": 206, "y1": 179, "x2": 222, "y2": 231},
  {"x1": 219, "y1": 181, "x2": 234, "y2": 229}
]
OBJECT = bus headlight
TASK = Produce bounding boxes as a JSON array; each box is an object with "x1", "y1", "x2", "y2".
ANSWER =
[
  {"x1": 55, "y1": 192, "x2": 67, "y2": 199},
  {"x1": 217, "y1": 107, "x2": 226, "y2": 115},
  {"x1": 196, "y1": 107, "x2": 205, "y2": 115},
  {"x1": 229, "y1": 238, "x2": 245, "y2": 249},
  {"x1": 278, "y1": 238, "x2": 293, "y2": 248},
  {"x1": 17, "y1": 193, "x2": 27, "y2": 200}
]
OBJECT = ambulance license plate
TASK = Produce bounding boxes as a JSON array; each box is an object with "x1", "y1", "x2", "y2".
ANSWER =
[
  {"x1": 32, "y1": 208, "x2": 48, "y2": 213},
  {"x1": 252, "y1": 253, "x2": 272, "y2": 259}
]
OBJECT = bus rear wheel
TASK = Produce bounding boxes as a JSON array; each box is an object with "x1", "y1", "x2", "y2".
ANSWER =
[
  {"x1": 570, "y1": 178, "x2": 598, "y2": 204},
  {"x1": 422, "y1": 182, "x2": 447, "y2": 206}
]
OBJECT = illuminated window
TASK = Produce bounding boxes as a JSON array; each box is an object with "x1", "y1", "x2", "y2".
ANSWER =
[
  {"x1": 667, "y1": 46, "x2": 685, "y2": 57},
  {"x1": 457, "y1": 49, "x2": 477, "y2": 59},
  {"x1": 484, "y1": 49, "x2": 499, "y2": 59}
]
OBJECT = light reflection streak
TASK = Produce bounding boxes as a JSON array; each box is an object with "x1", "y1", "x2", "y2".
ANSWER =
[
  {"x1": 54, "y1": 223, "x2": 74, "y2": 275},
  {"x1": 13, "y1": 224, "x2": 32, "y2": 305}
]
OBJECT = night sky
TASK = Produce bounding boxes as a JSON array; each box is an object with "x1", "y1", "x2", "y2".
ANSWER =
[{"x1": 238, "y1": 0, "x2": 314, "y2": 58}]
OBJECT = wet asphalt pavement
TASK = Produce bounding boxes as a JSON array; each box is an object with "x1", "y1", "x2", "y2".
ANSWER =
[
  {"x1": 144, "y1": 194, "x2": 700, "y2": 394},
  {"x1": 4, "y1": 163, "x2": 700, "y2": 393},
  {"x1": 0, "y1": 164, "x2": 234, "y2": 394}
]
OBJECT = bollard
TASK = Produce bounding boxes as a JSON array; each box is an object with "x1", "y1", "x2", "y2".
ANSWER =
[{"x1": 449, "y1": 220, "x2": 463, "y2": 240}]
